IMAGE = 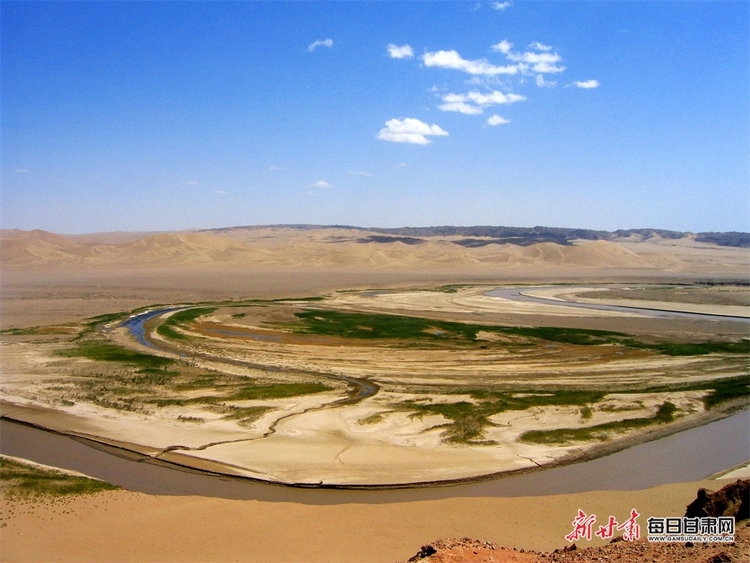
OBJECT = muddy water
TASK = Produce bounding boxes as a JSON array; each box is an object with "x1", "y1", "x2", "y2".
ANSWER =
[{"x1": 2, "y1": 409, "x2": 747, "y2": 504}]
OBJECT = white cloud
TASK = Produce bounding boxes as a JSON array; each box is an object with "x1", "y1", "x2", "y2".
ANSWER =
[
  {"x1": 438, "y1": 90, "x2": 526, "y2": 114},
  {"x1": 487, "y1": 114, "x2": 511, "y2": 126},
  {"x1": 575, "y1": 79, "x2": 600, "y2": 89},
  {"x1": 529, "y1": 42, "x2": 553, "y2": 52},
  {"x1": 491, "y1": 40, "x2": 565, "y2": 74},
  {"x1": 507, "y1": 50, "x2": 563, "y2": 67},
  {"x1": 269, "y1": 166, "x2": 282, "y2": 171},
  {"x1": 492, "y1": 1, "x2": 513, "y2": 10},
  {"x1": 311, "y1": 180, "x2": 333, "y2": 189},
  {"x1": 387, "y1": 44, "x2": 414, "y2": 59},
  {"x1": 422, "y1": 50, "x2": 518, "y2": 76},
  {"x1": 531, "y1": 61, "x2": 566, "y2": 74},
  {"x1": 438, "y1": 100, "x2": 484, "y2": 115},
  {"x1": 350, "y1": 171, "x2": 372, "y2": 177},
  {"x1": 535, "y1": 74, "x2": 556, "y2": 88},
  {"x1": 183, "y1": 180, "x2": 200, "y2": 186},
  {"x1": 213, "y1": 189, "x2": 228, "y2": 195},
  {"x1": 377, "y1": 118, "x2": 449, "y2": 145},
  {"x1": 308, "y1": 38, "x2": 333, "y2": 52},
  {"x1": 15, "y1": 168, "x2": 28, "y2": 174},
  {"x1": 491, "y1": 40, "x2": 513, "y2": 55}
]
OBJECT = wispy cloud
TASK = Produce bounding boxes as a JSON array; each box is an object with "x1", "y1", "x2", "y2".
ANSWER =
[
  {"x1": 213, "y1": 189, "x2": 228, "y2": 195},
  {"x1": 269, "y1": 166, "x2": 282, "y2": 171},
  {"x1": 492, "y1": 40, "x2": 566, "y2": 74},
  {"x1": 311, "y1": 180, "x2": 333, "y2": 189},
  {"x1": 377, "y1": 118, "x2": 448, "y2": 145},
  {"x1": 183, "y1": 180, "x2": 200, "y2": 186},
  {"x1": 529, "y1": 42, "x2": 553, "y2": 52},
  {"x1": 15, "y1": 168, "x2": 28, "y2": 174},
  {"x1": 574, "y1": 79, "x2": 600, "y2": 89},
  {"x1": 387, "y1": 44, "x2": 414, "y2": 59},
  {"x1": 487, "y1": 114, "x2": 511, "y2": 126},
  {"x1": 438, "y1": 90, "x2": 526, "y2": 115},
  {"x1": 350, "y1": 171, "x2": 372, "y2": 177},
  {"x1": 492, "y1": 1, "x2": 513, "y2": 11},
  {"x1": 535, "y1": 74, "x2": 556, "y2": 88},
  {"x1": 308, "y1": 38, "x2": 333, "y2": 52},
  {"x1": 422, "y1": 50, "x2": 518, "y2": 76}
]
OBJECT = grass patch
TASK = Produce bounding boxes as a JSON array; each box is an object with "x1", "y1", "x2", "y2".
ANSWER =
[
  {"x1": 293, "y1": 309, "x2": 632, "y2": 345},
  {"x1": 520, "y1": 401, "x2": 678, "y2": 444},
  {"x1": 58, "y1": 340, "x2": 173, "y2": 369},
  {"x1": 638, "y1": 375, "x2": 750, "y2": 409},
  {"x1": 156, "y1": 307, "x2": 216, "y2": 340},
  {"x1": 399, "y1": 389, "x2": 606, "y2": 444},
  {"x1": 1, "y1": 457, "x2": 119, "y2": 498},
  {"x1": 0, "y1": 326, "x2": 41, "y2": 336},
  {"x1": 152, "y1": 382, "x2": 333, "y2": 407},
  {"x1": 292, "y1": 310, "x2": 749, "y2": 355},
  {"x1": 358, "y1": 413, "x2": 386, "y2": 425},
  {"x1": 702, "y1": 376, "x2": 750, "y2": 409},
  {"x1": 624, "y1": 339, "x2": 750, "y2": 356},
  {"x1": 221, "y1": 406, "x2": 270, "y2": 427},
  {"x1": 177, "y1": 415, "x2": 204, "y2": 423}
]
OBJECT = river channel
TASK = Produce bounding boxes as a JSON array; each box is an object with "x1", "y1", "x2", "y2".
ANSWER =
[
  {"x1": 486, "y1": 287, "x2": 750, "y2": 322},
  {"x1": 118, "y1": 308, "x2": 379, "y2": 403},
  {"x1": 1, "y1": 409, "x2": 747, "y2": 503}
]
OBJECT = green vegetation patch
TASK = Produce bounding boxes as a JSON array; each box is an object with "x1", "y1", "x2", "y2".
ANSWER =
[
  {"x1": 58, "y1": 340, "x2": 173, "y2": 369},
  {"x1": 358, "y1": 413, "x2": 387, "y2": 425},
  {"x1": 1, "y1": 457, "x2": 119, "y2": 498},
  {"x1": 399, "y1": 389, "x2": 606, "y2": 444},
  {"x1": 638, "y1": 375, "x2": 750, "y2": 409},
  {"x1": 156, "y1": 307, "x2": 216, "y2": 340},
  {"x1": 520, "y1": 401, "x2": 678, "y2": 444},
  {"x1": 221, "y1": 406, "x2": 270, "y2": 427},
  {"x1": 292, "y1": 309, "x2": 749, "y2": 356},
  {"x1": 621, "y1": 338, "x2": 750, "y2": 356},
  {"x1": 703, "y1": 376, "x2": 750, "y2": 408},
  {"x1": 294, "y1": 309, "x2": 625, "y2": 345},
  {"x1": 0, "y1": 326, "x2": 41, "y2": 336},
  {"x1": 153, "y1": 382, "x2": 333, "y2": 407}
]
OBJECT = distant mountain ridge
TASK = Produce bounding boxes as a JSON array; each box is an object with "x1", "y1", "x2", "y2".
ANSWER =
[{"x1": 204, "y1": 225, "x2": 750, "y2": 248}]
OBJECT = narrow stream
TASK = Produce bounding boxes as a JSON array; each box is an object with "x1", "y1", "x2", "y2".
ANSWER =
[{"x1": 119, "y1": 308, "x2": 379, "y2": 403}]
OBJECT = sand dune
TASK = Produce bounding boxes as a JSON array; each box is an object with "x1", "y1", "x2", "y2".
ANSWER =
[{"x1": 2, "y1": 227, "x2": 745, "y2": 274}]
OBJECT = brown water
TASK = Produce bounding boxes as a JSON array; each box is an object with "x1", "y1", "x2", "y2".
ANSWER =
[{"x1": 1, "y1": 409, "x2": 747, "y2": 504}]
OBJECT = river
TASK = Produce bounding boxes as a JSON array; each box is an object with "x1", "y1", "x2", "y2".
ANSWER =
[
  {"x1": 1, "y1": 408, "x2": 747, "y2": 503},
  {"x1": 486, "y1": 287, "x2": 750, "y2": 323}
]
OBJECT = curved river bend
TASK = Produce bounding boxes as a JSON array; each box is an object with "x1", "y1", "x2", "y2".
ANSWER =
[{"x1": 1, "y1": 409, "x2": 747, "y2": 503}]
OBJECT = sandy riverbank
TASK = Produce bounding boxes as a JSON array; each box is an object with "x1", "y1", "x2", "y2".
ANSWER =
[{"x1": 2, "y1": 476, "x2": 745, "y2": 563}]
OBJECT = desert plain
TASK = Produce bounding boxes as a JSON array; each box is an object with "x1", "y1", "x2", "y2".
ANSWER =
[{"x1": 1, "y1": 225, "x2": 748, "y2": 562}]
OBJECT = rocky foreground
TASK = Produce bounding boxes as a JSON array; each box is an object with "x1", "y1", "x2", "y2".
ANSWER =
[{"x1": 402, "y1": 480, "x2": 749, "y2": 563}]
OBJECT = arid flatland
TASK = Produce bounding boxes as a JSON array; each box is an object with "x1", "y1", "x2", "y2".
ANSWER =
[{"x1": 1, "y1": 227, "x2": 748, "y2": 486}]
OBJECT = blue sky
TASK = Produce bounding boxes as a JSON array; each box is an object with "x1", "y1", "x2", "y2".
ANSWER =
[{"x1": 2, "y1": 1, "x2": 748, "y2": 234}]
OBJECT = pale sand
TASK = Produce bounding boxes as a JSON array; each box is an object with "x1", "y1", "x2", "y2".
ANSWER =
[{"x1": 0, "y1": 479, "x2": 727, "y2": 563}]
